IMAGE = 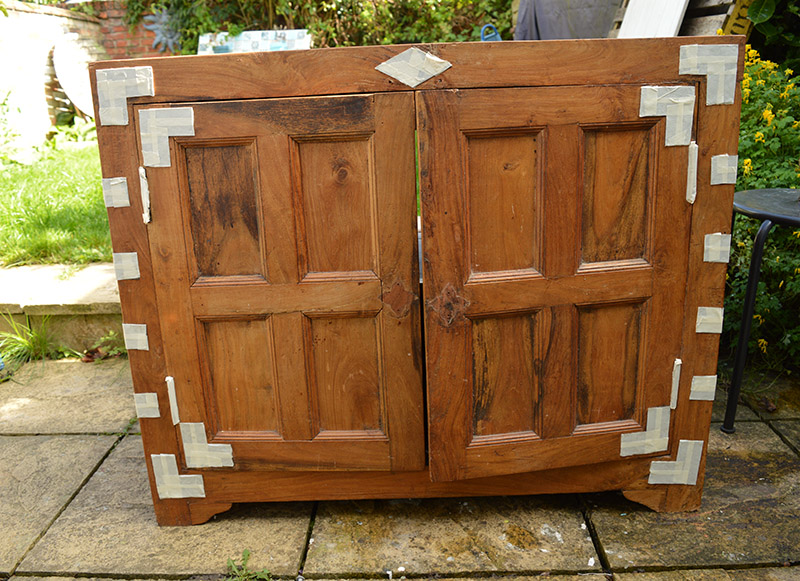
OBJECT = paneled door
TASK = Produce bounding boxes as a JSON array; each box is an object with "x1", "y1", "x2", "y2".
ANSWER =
[
  {"x1": 143, "y1": 92, "x2": 425, "y2": 472},
  {"x1": 419, "y1": 85, "x2": 694, "y2": 481}
]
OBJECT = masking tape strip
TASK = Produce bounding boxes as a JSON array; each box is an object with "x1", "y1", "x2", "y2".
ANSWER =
[
  {"x1": 639, "y1": 85, "x2": 696, "y2": 146},
  {"x1": 165, "y1": 376, "x2": 180, "y2": 425},
  {"x1": 704, "y1": 233, "x2": 732, "y2": 263},
  {"x1": 134, "y1": 392, "x2": 160, "y2": 418},
  {"x1": 690, "y1": 375, "x2": 717, "y2": 401},
  {"x1": 679, "y1": 44, "x2": 739, "y2": 105},
  {"x1": 150, "y1": 454, "x2": 205, "y2": 499},
  {"x1": 180, "y1": 422, "x2": 234, "y2": 468},
  {"x1": 711, "y1": 154, "x2": 738, "y2": 185},
  {"x1": 139, "y1": 108, "x2": 195, "y2": 168},
  {"x1": 96, "y1": 66, "x2": 154, "y2": 126},
  {"x1": 696, "y1": 306, "x2": 724, "y2": 334},
  {"x1": 670, "y1": 358, "x2": 682, "y2": 410},
  {"x1": 112, "y1": 252, "x2": 140, "y2": 281},
  {"x1": 375, "y1": 47, "x2": 452, "y2": 88},
  {"x1": 101, "y1": 177, "x2": 130, "y2": 208},
  {"x1": 122, "y1": 323, "x2": 149, "y2": 350},
  {"x1": 138, "y1": 167, "x2": 151, "y2": 223},
  {"x1": 686, "y1": 142, "x2": 698, "y2": 203},
  {"x1": 620, "y1": 406, "x2": 670, "y2": 456},
  {"x1": 648, "y1": 439, "x2": 704, "y2": 485}
]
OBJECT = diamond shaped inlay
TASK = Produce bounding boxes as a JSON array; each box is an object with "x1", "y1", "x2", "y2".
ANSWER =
[{"x1": 375, "y1": 47, "x2": 452, "y2": 88}]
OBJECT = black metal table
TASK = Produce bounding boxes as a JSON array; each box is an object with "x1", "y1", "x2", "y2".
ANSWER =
[{"x1": 722, "y1": 188, "x2": 800, "y2": 433}]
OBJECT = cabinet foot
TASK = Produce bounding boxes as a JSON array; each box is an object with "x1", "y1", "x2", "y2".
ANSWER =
[{"x1": 622, "y1": 488, "x2": 702, "y2": 512}]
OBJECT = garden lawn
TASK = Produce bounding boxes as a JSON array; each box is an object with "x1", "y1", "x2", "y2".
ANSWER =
[{"x1": 0, "y1": 144, "x2": 111, "y2": 266}]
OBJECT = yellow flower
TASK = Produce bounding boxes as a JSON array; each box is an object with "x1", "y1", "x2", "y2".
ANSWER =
[
  {"x1": 787, "y1": 68, "x2": 794, "y2": 77},
  {"x1": 758, "y1": 338, "x2": 768, "y2": 353},
  {"x1": 743, "y1": 158, "x2": 753, "y2": 175},
  {"x1": 793, "y1": 231, "x2": 800, "y2": 239},
  {"x1": 794, "y1": 121, "x2": 800, "y2": 129},
  {"x1": 763, "y1": 107, "x2": 775, "y2": 125},
  {"x1": 755, "y1": 131, "x2": 765, "y2": 143},
  {"x1": 754, "y1": 313, "x2": 763, "y2": 324},
  {"x1": 716, "y1": 28, "x2": 724, "y2": 35},
  {"x1": 756, "y1": 79, "x2": 766, "y2": 86},
  {"x1": 779, "y1": 280, "x2": 785, "y2": 289}
]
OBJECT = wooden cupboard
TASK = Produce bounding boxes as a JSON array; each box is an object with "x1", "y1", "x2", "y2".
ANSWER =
[{"x1": 90, "y1": 36, "x2": 744, "y2": 525}]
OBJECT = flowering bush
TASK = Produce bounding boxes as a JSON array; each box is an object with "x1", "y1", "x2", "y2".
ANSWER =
[{"x1": 723, "y1": 46, "x2": 800, "y2": 371}]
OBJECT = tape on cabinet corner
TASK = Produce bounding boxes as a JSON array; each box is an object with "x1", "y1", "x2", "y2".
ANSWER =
[
  {"x1": 150, "y1": 454, "x2": 205, "y2": 499},
  {"x1": 122, "y1": 323, "x2": 149, "y2": 350},
  {"x1": 139, "y1": 167, "x2": 151, "y2": 223},
  {"x1": 686, "y1": 142, "x2": 698, "y2": 204},
  {"x1": 704, "y1": 233, "x2": 732, "y2": 263},
  {"x1": 102, "y1": 177, "x2": 130, "y2": 208},
  {"x1": 648, "y1": 439, "x2": 704, "y2": 485},
  {"x1": 679, "y1": 44, "x2": 739, "y2": 105},
  {"x1": 639, "y1": 85, "x2": 696, "y2": 146},
  {"x1": 139, "y1": 107, "x2": 195, "y2": 168},
  {"x1": 620, "y1": 406, "x2": 670, "y2": 456},
  {"x1": 96, "y1": 66, "x2": 154, "y2": 126},
  {"x1": 670, "y1": 358, "x2": 682, "y2": 410},
  {"x1": 690, "y1": 375, "x2": 717, "y2": 401},
  {"x1": 134, "y1": 392, "x2": 160, "y2": 418},
  {"x1": 113, "y1": 252, "x2": 140, "y2": 281},
  {"x1": 165, "y1": 376, "x2": 180, "y2": 425},
  {"x1": 180, "y1": 422, "x2": 234, "y2": 468},
  {"x1": 710, "y1": 154, "x2": 738, "y2": 185},
  {"x1": 696, "y1": 307, "x2": 724, "y2": 334}
]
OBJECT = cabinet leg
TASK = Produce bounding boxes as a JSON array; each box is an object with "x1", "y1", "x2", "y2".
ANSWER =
[{"x1": 622, "y1": 487, "x2": 702, "y2": 512}]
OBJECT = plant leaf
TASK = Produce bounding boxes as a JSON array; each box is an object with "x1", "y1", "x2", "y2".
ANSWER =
[{"x1": 748, "y1": 0, "x2": 777, "y2": 24}]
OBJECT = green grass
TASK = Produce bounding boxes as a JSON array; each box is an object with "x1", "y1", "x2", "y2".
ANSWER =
[{"x1": 0, "y1": 145, "x2": 111, "y2": 266}]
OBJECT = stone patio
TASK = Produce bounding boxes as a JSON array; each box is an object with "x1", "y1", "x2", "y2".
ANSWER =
[{"x1": 0, "y1": 357, "x2": 798, "y2": 580}]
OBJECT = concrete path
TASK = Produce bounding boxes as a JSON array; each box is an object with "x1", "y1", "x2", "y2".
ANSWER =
[
  {"x1": 0, "y1": 264, "x2": 120, "y2": 352},
  {"x1": 0, "y1": 359, "x2": 799, "y2": 580}
]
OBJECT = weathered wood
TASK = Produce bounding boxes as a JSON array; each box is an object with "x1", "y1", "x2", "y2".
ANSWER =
[
  {"x1": 91, "y1": 37, "x2": 744, "y2": 524},
  {"x1": 89, "y1": 36, "x2": 740, "y2": 103},
  {"x1": 420, "y1": 81, "x2": 696, "y2": 482},
  {"x1": 143, "y1": 92, "x2": 423, "y2": 474}
]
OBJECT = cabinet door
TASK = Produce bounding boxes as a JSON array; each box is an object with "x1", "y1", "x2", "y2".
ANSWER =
[
  {"x1": 419, "y1": 86, "x2": 693, "y2": 481},
  {"x1": 143, "y1": 92, "x2": 424, "y2": 472}
]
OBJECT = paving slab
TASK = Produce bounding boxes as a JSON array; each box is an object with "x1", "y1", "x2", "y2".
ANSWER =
[
  {"x1": 0, "y1": 358, "x2": 135, "y2": 434},
  {"x1": 770, "y1": 420, "x2": 800, "y2": 455},
  {"x1": 19, "y1": 436, "x2": 312, "y2": 577},
  {"x1": 711, "y1": 386, "x2": 759, "y2": 423},
  {"x1": 615, "y1": 567, "x2": 800, "y2": 580},
  {"x1": 304, "y1": 495, "x2": 600, "y2": 577},
  {"x1": 739, "y1": 373, "x2": 800, "y2": 421},
  {"x1": 0, "y1": 435, "x2": 117, "y2": 575},
  {"x1": 588, "y1": 423, "x2": 800, "y2": 571}
]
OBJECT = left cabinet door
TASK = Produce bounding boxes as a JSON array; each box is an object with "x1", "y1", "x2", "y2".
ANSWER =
[{"x1": 139, "y1": 92, "x2": 424, "y2": 472}]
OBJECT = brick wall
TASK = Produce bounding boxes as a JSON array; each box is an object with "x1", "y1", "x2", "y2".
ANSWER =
[
  {"x1": 90, "y1": 1, "x2": 165, "y2": 60},
  {"x1": 68, "y1": 1, "x2": 170, "y2": 60}
]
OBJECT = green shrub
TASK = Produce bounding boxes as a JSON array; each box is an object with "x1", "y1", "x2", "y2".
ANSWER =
[
  {"x1": 125, "y1": 0, "x2": 512, "y2": 53},
  {"x1": 723, "y1": 46, "x2": 800, "y2": 371}
]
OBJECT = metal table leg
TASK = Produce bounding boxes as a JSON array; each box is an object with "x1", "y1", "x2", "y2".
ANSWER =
[{"x1": 721, "y1": 219, "x2": 775, "y2": 433}]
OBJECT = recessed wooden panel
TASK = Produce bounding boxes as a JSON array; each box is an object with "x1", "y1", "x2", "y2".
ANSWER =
[
  {"x1": 581, "y1": 126, "x2": 651, "y2": 264},
  {"x1": 184, "y1": 143, "x2": 263, "y2": 277},
  {"x1": 308, "y1": 314, "x2": 383, "y2": 433},
  {"x1": 296, "y1": 136, "x2": 376, "y2": 275},
  {"x1": 467, "y1": 132, "x2": 540, "y2": 274},
  {"x1": 203, "y1": 318, "x2": 279, "y2": 433},
  {"x1": 577, "y1": 302, "x2": 643, "y2": 426},
  {"x1": 471, "y1": 313, "x2": 538, "y2": 437}
]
